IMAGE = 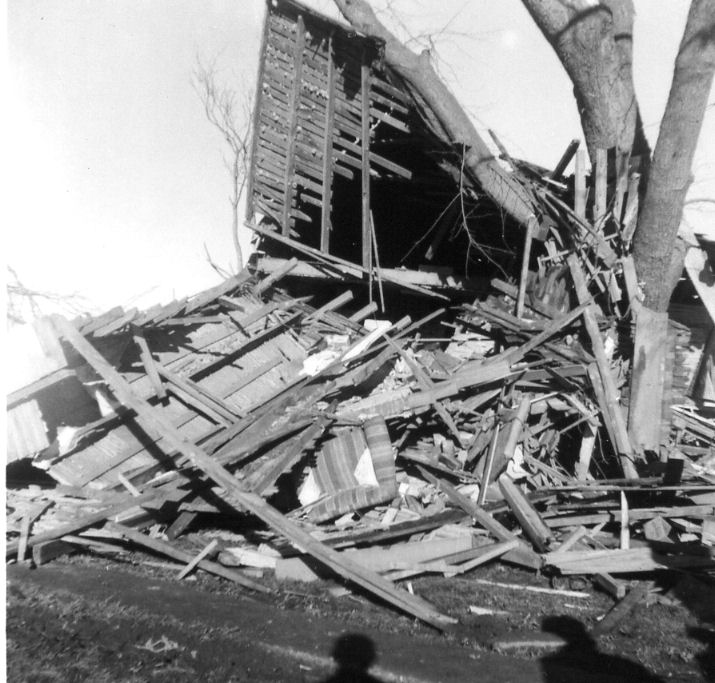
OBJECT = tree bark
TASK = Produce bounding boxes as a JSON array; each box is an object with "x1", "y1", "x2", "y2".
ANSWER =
[
  {"x1": 632, "y1": 0, "x2": 715, "y2": 312},
  {"x1": 520, "y1": 0, "x2": 650, "y2": 165},
  {"x1": 332, "y1": 0, "x2": 536, "y2": 227}
]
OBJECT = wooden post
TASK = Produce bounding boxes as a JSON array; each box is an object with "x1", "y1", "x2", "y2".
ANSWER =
[
  {"x1": 516, "y1": 215, "x2": 536, "y2": 318},
  {"x1": 574, "y1": 148, "x2": 587, "y2": 220},
  {"x1": 320, "y1": 32, "x2": 336, "y2": 253},
  {"x1": 361, "y1": 54, "x2": 372, "y2": 271},
  {"x1": 282, "y1": 14, "x2": 306, "y2": 234}
]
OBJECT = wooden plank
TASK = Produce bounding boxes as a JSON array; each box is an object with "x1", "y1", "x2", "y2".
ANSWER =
[
  {"x1": 499, "y1": 474, "x2": 552, "y2": 552},
  {"x1": 281, "y1": 13, "x2": 306, "y2": 234},
  {"x1": 621, "y1": 173, "x2": 641, "y2": 246},
  {"x1": 574, "y1": 148, "x2": 587, "y2": 220},
  {"x1": 594, "y1": 148, "x2": 607, "y2": 225},
  {"x1": 591, "y1": 582, "x2": 652, "y2": 637},
  {"x1": 516, "y1": 216, "x2": 536, "y2": 318},
  {"x1": 133, "y1": 327, "x2": 166, "y2": 400},
  {"x1": 303, "y1": 290, "x2": 353, "y2": 323},
  {"x1": 320, "y1": 32, "x2": 336, "y2": 253},
  {"x1": 177, "y1": 539, "x2": 219, "y2": 579},
  {"x1": 56, "y1": 315, "x2": 455, "y2": 629},
  {"x1": 361, "y1": 56, "x2": 372, "y2": 271},
  {"x1": 157, "y1": 365, "x2": 240, "y2": 425},
  {"x1": 549, "y1": 139, "x2": 579, "y2": 179},
  {"x1": 628, "y1": 307, "x2": 669, "y2": 451},
  {"x1": 165, "y1": 510, "x2": 196, "y2": 540},
  {"x1": 253, "y1": 256, "x2": 299, "y2": 294},
  {"x1": 567, "y1": 255, "x2": 638, "y2": 478}
]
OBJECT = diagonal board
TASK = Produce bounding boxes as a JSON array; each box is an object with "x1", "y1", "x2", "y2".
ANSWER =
[{"x1": 53, "y1": 315, "x2": 454, "y2": 630}]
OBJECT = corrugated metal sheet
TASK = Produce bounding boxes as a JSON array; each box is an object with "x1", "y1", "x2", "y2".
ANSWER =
[{"x1": 7, "y1": 400, "x2": 49, "y2": 463}]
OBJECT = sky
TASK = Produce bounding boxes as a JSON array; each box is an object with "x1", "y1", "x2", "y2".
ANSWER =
[{"x1": 6, "y1": 0, "x2": 714, "y2": 317}]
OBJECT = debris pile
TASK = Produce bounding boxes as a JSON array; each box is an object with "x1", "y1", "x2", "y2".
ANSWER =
[{"x1": 6, "y1": 240, "x2": 715, "y2": 630}]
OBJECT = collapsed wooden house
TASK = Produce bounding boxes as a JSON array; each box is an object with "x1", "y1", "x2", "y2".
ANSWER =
[{"x1": 6, "y1": 0, "x2": 715, "y2": 637}]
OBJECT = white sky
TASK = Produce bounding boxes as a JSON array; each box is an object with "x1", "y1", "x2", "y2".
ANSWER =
[{"x1": 5, "y1": 0, "x2": 714, "y2": 315}]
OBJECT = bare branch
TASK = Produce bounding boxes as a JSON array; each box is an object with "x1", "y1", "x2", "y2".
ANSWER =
[{"x1": 193, "y1": 55, "x2": 254, "y2": 272}]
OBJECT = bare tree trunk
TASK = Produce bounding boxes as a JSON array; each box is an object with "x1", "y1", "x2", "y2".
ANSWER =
[
  {"x1": 520, "y1": 0, "x2": 650, "y2": 166},
  {"x1": 628, "y1": 0, "x2": 715, "y2": 450},
  {"x1": 632, "y1": 0, "x2": 715, "y2": 312},
  {"x1": 332, "y1": 0, "x2": 536, "y2": 227}
]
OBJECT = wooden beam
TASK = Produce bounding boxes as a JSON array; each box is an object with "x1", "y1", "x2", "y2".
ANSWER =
[
  {"x1": 361, "y1": 54, "x2": 372, "y2": 271},
  {"x1": 320, "y1": 32, "x2": 336, "y2": 253},
  {"x1": 282, "y1": 14, "x2": 306, "y2": 234}
]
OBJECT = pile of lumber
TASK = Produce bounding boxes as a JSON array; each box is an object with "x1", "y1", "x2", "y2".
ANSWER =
[{"x1": 6, "y1": 247, "x2": 715, "y2": 630}]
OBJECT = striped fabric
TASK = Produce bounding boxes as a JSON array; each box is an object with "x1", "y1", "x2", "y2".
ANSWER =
[{"x1": 307, "y1": 416, "x2": 397, "y2": 522}]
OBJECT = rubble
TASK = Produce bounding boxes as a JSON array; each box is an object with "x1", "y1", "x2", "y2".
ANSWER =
[{"x1": 6, "y1": 0, "x2": 715, "y2": 637}]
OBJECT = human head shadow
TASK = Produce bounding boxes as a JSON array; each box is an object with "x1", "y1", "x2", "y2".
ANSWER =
[
  {"x1": 540, "y1": 616, "x2": 663, "y2": 682},
  {"x1": 321, "y1": 633, "x2": 385, "y2": 683}
]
